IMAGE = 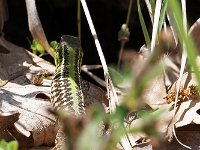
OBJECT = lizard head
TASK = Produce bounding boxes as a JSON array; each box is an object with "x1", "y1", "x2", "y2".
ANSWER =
[{"x1": 55, "y1": 35, "x2": 83, "y2": 73}]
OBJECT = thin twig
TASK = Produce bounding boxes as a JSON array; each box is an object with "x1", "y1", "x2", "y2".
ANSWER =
[
  {"x1": 117, "y1": 40, "x2": 126, "y2": 70},
  {"x1": 81, "y1": 64, "x2": 102, "y2": 70},
  {"x1": 117, "y1": 0, "x2": 132, "y2": 69},
  {"x1": 167, "y1": 12, "x2": 178, "y2": 46},
  {"x1": 77, "y1": 0, "x2": 81, "y2": 39},
  {"x1": 81, "y1": 66, "x2": 106, "y2": 87},
  {"x1": 125, "y1": 0, "x2": 133, "y2": 26}
]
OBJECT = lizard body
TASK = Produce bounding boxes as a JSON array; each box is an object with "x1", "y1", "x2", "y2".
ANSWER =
[
  {"x1": 51, "y1": 35, "x2": 86, "y2": 149},
  {"x1": 51, "y1": 35, "x2": 85, "y2": 115}
]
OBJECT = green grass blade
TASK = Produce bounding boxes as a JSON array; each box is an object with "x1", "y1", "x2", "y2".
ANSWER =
[
  {"x1": 137, "y1": 0, "x2": 151, "y2": 48},
  {"x1": 150, "y1": 0, "x2": 156, "y2": 16},
  {"x1": 158, "y1": 0, "x2": 168, "y2": 32}
]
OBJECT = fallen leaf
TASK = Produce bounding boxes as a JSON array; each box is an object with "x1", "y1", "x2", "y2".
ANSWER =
[
  {"x1": 0, "y1": 111, "x2": 20, "y2": 130},
  {"x1": 1, "y1": 72, "x2": 57, "y2": 147},
  {"x1": 142, "y1": 75, "x2": 168, "y2": 109},
  {"x1": 0, "y1": 111, "x2": 20, "y2": 141},
  {"x1": 189, "y1": 18, "x2": 200, "y2": 54},
  {"x1": 175, "y1": 100, "x2": 200, "y2": 127}
]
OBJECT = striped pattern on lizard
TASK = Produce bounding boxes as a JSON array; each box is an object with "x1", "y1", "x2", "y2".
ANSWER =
[
  {"x1": 51, "y1": 35, "x2": 86, "y2": 149},
  {"x1": 51, "y1": 35, "x2": 85, "y2": 116}
]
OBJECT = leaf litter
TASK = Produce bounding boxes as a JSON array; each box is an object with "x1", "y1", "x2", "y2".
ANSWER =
[{"x1": 0, "y1": 36, "x2": 108, "y2": 149}]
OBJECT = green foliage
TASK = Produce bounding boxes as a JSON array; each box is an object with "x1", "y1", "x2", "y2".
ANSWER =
[
  {"x1": 30, "y1": 39, "x2": 46, "y2": 57},
  {"x1": 29, "y1": 39, "x2": 58, "y2": 57},
  {"x1": 108, "y1": 59, "x2": 164, "y2": 136},
  {"x1": 150, "y1": 0, "x2": 156, "y2": 16},
  {"x1": 0, "y1": 140, "x2": 18, "y2": 150},
  {"x1": 50, "y1": 41, "x2": 58, "y2": 52}
]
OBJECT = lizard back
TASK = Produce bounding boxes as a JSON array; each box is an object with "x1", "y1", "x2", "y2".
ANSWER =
[{"x1": 51, "y1": 35, "x2": 85, "y2": 116}]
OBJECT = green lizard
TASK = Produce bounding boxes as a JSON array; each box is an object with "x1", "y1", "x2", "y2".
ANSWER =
[
  {"x1": 51, "y1": 35, "x2": 85, "y2": 115},
  {"x1": 32, "y1": 35, "x2": 106, "y2": 149},
  {"x1": 51, "y1": 35, "x2": 86, "y2": 149}
]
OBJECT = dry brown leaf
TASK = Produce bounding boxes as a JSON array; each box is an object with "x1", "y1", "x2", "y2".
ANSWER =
[
  {"x1": 1, "y1": 87, "x2": 57, "y2": 146},
  {"x1": 168, "y1": 72, "x2": 190, "y2": 92},
  {"x1": 0, "y1": 37, "x2": 57, "y2": 147},
  {"x1": 142, "y1": 75, "x2": 168, "y2": 109},
  {"x1": 82, "y1": 80, "x2": 108, "y2": 109},
  {"x1": 0, "y1": 111, "x2": 20, "y2": 130},
  {"x1": 163, "y1": 56, "x2": 180, "y2": 88},
  {"x1": 175, "y1": 100, "x2": 200, "y2": 127},
  {"x1": 0, "y1": 111, "x2": 20, "y2": 141},
  {"x1": 189, "y1": 18, "x2": 200, "y2": 54}
]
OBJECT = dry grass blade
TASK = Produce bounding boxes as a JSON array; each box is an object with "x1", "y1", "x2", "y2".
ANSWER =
[
  {"x1": 172, "y1": 51, "x2": 190, "y2": 149},
  {"x1": 167, "y1": 13, "x2": 179, "y2": 47},
  {"x1": 150, "y1": 0, "x2": 162, "y2": 53},
  {"x1": 80, "y1": 0, "x2": 119, "y2": 112},
  {"x1": 144, "y1": 0, "x2": 153, "y2": 24}
]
